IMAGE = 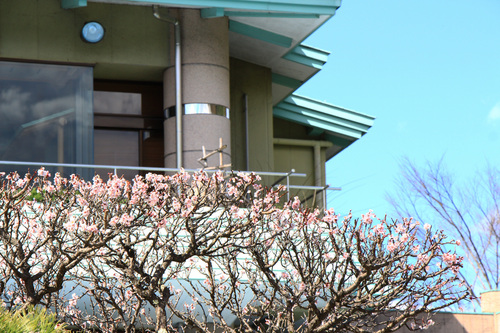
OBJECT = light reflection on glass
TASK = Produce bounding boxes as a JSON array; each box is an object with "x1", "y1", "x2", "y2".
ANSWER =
[
  {"x1": 94, "y1": 91, "x2": 141, "y2": 115},
  {"x1": 0, "y1": 61, "x2": 93, "y2": 178}
]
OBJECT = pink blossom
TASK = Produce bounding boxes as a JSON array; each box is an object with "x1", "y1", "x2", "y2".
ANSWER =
[
  {"x1": 442, "y1": 252, "x2": 458, "y2": 265},
  {"x1": 323, "y1": 253, "x2": 334, "y2": 261},
  {"x1": 16, "y1": 178, "x2": 26, "y2": 188},
  {"x1": 227, "y1": 184, "x2": 238, "y2": 196},
  {"x1": 44, "y1": 184, "x2": 56, "y2": 193},
  {"x1": 417, "y1": 253, "x2": 429, "y2": 264},
  {"x1": 77, "y1": 196, "x2": 88, "y2": 207},
  {"x1": 322, "y1": 209, "x2": 338, "y2": 224},
  {"x1": 387, "y1": 241, "x2": 397, "y2": 252},
  {"x1": 456, "y1": 240, "x2": 461, "y2": 246},
  {"x1": 361, "y1": 210, "x2": 376, "y2": 223},
  {"x1": 214, "y1": 171, "x2": 225, "y2": 182},
  {"x1": 37, "y1": 167, "x2": 50, "y2": 178},
  {"x1": 69, "y1": 293, "x2": 79, "y2": 308},
  {"x1": 82, "y1": 206, "x2": 90, "y2": 217},
  {"x1": 237, "y1": 172, "x2": 251, "y2": 183},
  {"x1": 292, "y1": 196, "x2": 301, "y2": 210},
  {"x1": 172, "y1": 198, "x2": 181, "y2": 212},
  {"x1": 157, "y1": 219, "x2": 167, "y2": 228},
  {"x1": 119, "y1": 213, "x2": 134, "y2": 226},
  {"x1": 109, "y1": 216, "x2": 119, "y2": 226},
  {"x1": 64, "y1": 220, "x2": 78, "y2": 232},
  {"x1": 373, "y1": 223, "x2": 385, "y2": 235},
  {"x1": 395, "y1": 223, "x2": 405, "y2": 233},
  {"x1": 234, "y1": 209, "x2": 246, "y2": 219},
  {"x1": 44, "y1": 211, "x2": 56, "y2": 221},
  {"x1": 82, "y1": 223, "x2": 98, "y2": 233},
  {"x1": 148, "y1": 191, "x2": 160, "y2": 207},
  {"x1": 424, "y1": 223, "x2": 431, "y2": 230}
]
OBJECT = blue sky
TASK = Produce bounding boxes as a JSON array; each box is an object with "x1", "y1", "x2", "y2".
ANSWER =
[{"x1": 297, "y1": 0, "x2": 500, "y2": 217}]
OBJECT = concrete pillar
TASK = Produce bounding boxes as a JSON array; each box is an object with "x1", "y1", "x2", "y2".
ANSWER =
[
  {"x1": 481, "y1": 290, "x2": 500, "y2": 333},
  {"x1": 163, "y1": 9, "x2": 231, "y2": 169},
  {"x1": 481, "y1": 290, "x2": 500, "y2": 313}
]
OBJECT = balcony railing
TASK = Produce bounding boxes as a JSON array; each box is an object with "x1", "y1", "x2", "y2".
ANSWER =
[{"x1": 0, "y1": 160, "x2": 340, "y2": 208}]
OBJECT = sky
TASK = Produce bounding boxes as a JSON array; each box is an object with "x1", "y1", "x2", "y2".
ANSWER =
[{"x1": 297, "y1": 0, "x2": 500, "y2": 218}]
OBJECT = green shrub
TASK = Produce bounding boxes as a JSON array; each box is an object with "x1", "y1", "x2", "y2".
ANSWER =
[{"x1": 0, "y1": 306, "x2": 68, "y2": 333}]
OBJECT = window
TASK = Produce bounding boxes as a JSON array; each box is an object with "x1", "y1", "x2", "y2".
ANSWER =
[
  {"x1": 0, "y1": 61, "x2": 93, "y2": 178},
  {"x1": 93, "y1": 81, "x2": 164, "y2": 179}
]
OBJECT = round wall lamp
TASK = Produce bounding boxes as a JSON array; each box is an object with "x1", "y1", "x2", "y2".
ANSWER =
[{"x1": 81, "y1": 22, "x2": 105, "y2": 43}]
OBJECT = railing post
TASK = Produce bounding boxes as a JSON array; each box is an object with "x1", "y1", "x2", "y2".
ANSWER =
[
  {"x1": 286, "y1": 169, "x2": 294, "y2": 202},
  {"x1": 323, "y1": 185, "x2": 328, "y2": 210}
]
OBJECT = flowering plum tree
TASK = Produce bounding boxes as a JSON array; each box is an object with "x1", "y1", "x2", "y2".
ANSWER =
[
  {"x1": 166, "y1": 208, "x2": 469, "y2": 333},
  {"x1": 84, "y1": 170, "x2": 285, "y2": 332},
  {"x1": 0, "y1": 168, "x2": 469, "y2": 332},
  {"x1": 0, "y1": 169, "x2": 123, "y2": 313}
]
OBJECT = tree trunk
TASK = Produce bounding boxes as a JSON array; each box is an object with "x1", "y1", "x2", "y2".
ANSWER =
[{"x1": 156, "y1": 304, "x2": 168, "y2": 333}]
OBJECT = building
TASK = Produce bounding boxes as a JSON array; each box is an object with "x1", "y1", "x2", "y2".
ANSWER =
[
  {"x1": 395, "y1": 290, "x2": 500, "y2": 333},
  {"x1": 0, "y1": 0, "x2": 374, "y2": 203}
]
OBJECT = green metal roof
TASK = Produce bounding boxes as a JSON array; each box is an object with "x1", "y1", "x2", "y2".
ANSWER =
[
  {"x1": 283, "y1": 44, "x2": 330, "y2": 69},
  {"x1": 274, "y1": 94, "x2": 375, "y2": 157},
  {"x1": 271, "y1": 44, "x2": 330, "y2": 105},
  {"x1": 229, "y1": 20, "x2": 293, "y2": 48},
  {"x1": 64, "y1": 0, "x2": 341, "y2": 14}
]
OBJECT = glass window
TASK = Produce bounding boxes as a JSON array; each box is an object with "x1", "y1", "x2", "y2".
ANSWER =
[
  {"x1": 94, "y1": 91, "x2": 141, "y2": 115},
  {"x1": 0, "y1": 61, "x2": 93, "y2": 178}
]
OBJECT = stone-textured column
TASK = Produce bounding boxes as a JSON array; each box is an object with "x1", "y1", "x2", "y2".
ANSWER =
[{"x1": 163, "y1": 9, "x2": 231, "y2": 169}]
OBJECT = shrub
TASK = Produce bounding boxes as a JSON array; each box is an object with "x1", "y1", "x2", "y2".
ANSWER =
[{"x1": 0, "y1": 305, "x2": 67, "y2": 333}]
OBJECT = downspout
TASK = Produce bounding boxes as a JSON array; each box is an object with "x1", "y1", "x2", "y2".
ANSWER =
[
  {"x1": 244, "y1": 94, "x2": 249, "y2": 171},
  {"x1": 153, "y1": 5, "x2": 183, "y2": 169}
]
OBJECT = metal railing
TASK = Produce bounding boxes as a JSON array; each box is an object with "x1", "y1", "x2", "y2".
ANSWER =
[{"x1": 0, "y1": 160, "x2": 340, "y2": 208}]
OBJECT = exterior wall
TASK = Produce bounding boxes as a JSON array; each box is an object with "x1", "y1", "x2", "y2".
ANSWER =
[
  {"x1": 481, "y1": 290, "x2": 500, "y2": 313},
  {"x1": 0, "y1": 0, "x2": 170, "y2": 81},
  {"x1": 229, "y1": 58, "x2": 274, "y2": 173},
  {"x1": 396, "y1": 313, "x2": 494, "y2": 333},
  {"x1": 273, "y1": 117, "x2": 328, "y2": 206},
  {"x1": 273, "y1": 118, "x2": 327, "y2": 185}
]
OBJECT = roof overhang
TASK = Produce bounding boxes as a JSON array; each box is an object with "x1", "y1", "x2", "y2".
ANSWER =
[
  {"x1": 64, "y1": 0, "x2": 340, "y2": 104},
  {"x1": 274, "y1": 94, "x2": 375, "y2": 160},
  {"x1": 65, "y1": 0, "x2": 340, "y2": 14}
]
